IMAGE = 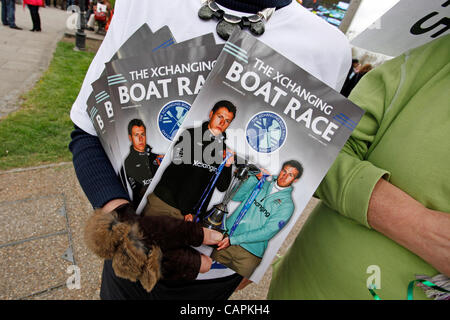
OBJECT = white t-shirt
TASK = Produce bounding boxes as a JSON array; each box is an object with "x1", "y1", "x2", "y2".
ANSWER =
[{"x1": 70, "y1": 0, "x2": 351, "y2": 136}]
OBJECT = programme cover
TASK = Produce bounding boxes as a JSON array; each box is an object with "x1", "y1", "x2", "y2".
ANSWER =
[
  {"x1": 105, "y1": 41, "x2": 224, "y2": 209},
  {"x1": 89, "y1": 32, "x2": 217, "y2": 165},
  {"x1": 86, "y1": 24, "x2": 174, "y2": 142},
  {"x1": 86, "y1": 24, "x2": 177, "y2": 181},
  {"x1": 144, "y1": 29, "x2": 365, "y2": 282},
  {"x1": 87, "y1": 75, "x2": 124, "y2": 176}
]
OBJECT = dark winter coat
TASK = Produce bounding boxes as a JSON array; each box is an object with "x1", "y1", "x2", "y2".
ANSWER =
[{"x1": 154, "y1": 121, "x2": 232, "y2": 216}]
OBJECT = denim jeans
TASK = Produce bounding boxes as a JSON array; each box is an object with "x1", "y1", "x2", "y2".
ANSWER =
[
  {"x1": 1, "y1": 0, "x2": 8, "y2": 25},
  {"x1": 5, "y1": 0, "x2": 15, "y2": 27}
]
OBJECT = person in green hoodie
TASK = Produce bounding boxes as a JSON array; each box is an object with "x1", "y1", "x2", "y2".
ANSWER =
[
  {"x1": 267, "y1": 35, "x2": 450, "y2": 300},
  {"x1": 212, "y1": 160, "x2": 303, "y2": 278}
]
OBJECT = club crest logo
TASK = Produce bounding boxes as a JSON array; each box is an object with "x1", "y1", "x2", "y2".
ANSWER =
[
  {"x1": 246, "y1": 112, "x2": 287, "y2": 153},
  {"x1": 158, "y1": 100, "x2": 191, "y2": 140}
]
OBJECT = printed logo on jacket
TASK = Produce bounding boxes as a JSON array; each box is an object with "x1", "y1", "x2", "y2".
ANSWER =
[{"x1": 246, "y1": 111, "x2": 287, "y2": 153}]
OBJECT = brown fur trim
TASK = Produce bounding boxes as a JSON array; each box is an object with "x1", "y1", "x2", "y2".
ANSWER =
[
  {"x1": 111, "y1": 222, "x2": 147, "y2": 282},
  {"x1": 139, "y1": 246, "x2": 163, "y2": 292},
  {"x1": 84, "y1": 209, "x2": 130, "y2": 259},
  {"x1": 85, "y1": 209, "x2": 162, "y2": 292}
]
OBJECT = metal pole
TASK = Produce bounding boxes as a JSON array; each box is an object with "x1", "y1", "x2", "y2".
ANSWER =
[
  {"x1": 339, "y1": 0, "x2": 362, "y2": 35},
  {"x1": 75, "y1": 0, "x2": 86, "y2": 51}
]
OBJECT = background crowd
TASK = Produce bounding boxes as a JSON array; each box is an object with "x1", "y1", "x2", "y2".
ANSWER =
[{"x1": 1, "y1": 0, "x2": 113, "y2": 33}]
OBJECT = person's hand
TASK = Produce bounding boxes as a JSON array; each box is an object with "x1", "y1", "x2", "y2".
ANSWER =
[
  {"x1": 203, "y1": 228, "x2": 224, "y2": 245},
  {"x1": 184, "y1": 214, "x2": 194, "y2": 222},
  {"x1": 224, "y1": 149, "x2": 235, "y2": 167},
  {"x1": 216, "y1": 236, "x2": 231, "y2": 251},
  {"x1": 199, "y1": 254, "x2": 213, "y2": 273},
  {"x1": 84, "y1": 202, "x2": 162, "y2": 292},
  {"x1": 100, "y1": 199, "x2": 129, "y2": 215},
  {"x1": 256, "y1": 168, "x2": 270, "y2": 180},
  {"x1": 235, "y1": 278, "x2": 253, "y2": 291}
]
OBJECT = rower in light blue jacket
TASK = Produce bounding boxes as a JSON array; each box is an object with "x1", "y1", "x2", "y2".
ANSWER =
[{"x1": 212, "y1": 160, "x2": 303, "y2": 278}]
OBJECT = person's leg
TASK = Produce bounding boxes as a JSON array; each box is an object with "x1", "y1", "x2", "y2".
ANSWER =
[
  {"x1": 212, "y1": 245, "x2": 261, "y2": 278},
  {"x1": 87, "y1": 13, "x2": 95, "y2": 30},
  {"x1": 1, "y1": 0, "x2": 9, "y2": 25},
  {"x1": 28, "y1": 5, "x2": 36, "y2": 31},
  {"x1": 6, "y1": 0, "x2": 15, "y2": 28},
  {"x1": 7, "y1": 0, "x2": 20, "y2": 29},
  {"x1": 34, "y1": 6, "x2": 41, "y2": 31},
  {"x1": 143, "y1": 193, "x2": 184, "y2": 220},
  {"x1": 211, "y1": 246, "x2": 233, "y2": 266},
  {"x1": 226, "y1": 246, "x2": 261, "y2": 279}
]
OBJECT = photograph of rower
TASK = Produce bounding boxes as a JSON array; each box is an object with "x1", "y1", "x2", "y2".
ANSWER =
[
  {"x1": 143, "y1": 100, "x2": 237, "y2": 222},
  {"x1": 211, "y1": 160, "x2": 303, "y2": 278},
  {"x1": 120, "y1": 119, "x2": 163, "y2": 209}
]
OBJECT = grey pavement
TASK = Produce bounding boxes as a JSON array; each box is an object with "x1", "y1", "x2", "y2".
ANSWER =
[
  {"x1": 0, "y1": 163, "x2": 99, "y2": 299},
  {"x1": 0, "y1": 5, "x2": 68, "y2": 118}
]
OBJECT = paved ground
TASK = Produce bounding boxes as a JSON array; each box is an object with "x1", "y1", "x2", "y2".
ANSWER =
[
  {"x1": 0, "y1": 4, "x2": 102, "y2": 119},
  {"x1": 0, "y1": 163, "x2": 98, "y2": 299},
  {"x1": 0, "y1": 5, "x2": 319, "y2": 300},
  {"x1": 0, "y1": 162, "x2": 317, "y2": 300},
  {"x1": 0, "y1": 5, "x2": 70, "y2": 118}
]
